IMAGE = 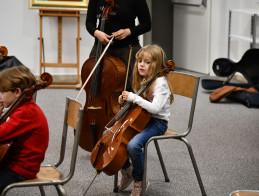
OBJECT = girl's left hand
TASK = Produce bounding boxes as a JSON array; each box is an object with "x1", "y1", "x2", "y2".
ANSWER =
[{"x1": 112, "y1": 29, "x2": 131, "y2": 40}]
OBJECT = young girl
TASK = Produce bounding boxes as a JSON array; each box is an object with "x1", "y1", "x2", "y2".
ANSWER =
[
  {"x1": 118, "y1": 45, "x2": 173, "y2": 196},
  {"x1": 0, "y1": 66, "x2": 49, "y2": 193}
]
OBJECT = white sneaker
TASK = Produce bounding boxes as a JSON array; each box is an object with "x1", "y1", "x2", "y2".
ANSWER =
[{"x1": 130, "y1": 180, "x2": 150, "y2": 196}]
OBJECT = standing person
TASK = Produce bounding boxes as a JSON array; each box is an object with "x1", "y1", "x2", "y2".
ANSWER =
[
  {"x1": 85, "y1": 0, "x2": 151, "y2": 91},
  {"x1": 0, "y1": 66, "x2": 49, "y2": 193},
  {"x1": 118, "y1": 45, "x2": 174, "y2": 196}
]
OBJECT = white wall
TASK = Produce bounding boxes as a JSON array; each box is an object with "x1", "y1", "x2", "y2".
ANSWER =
[
  {"x1": 173, "y1": 0, "x2": 211, "y2": 74},
  {"x1": 209, "y1": 0, "x2": 259, "y2": 75},
  {"x1": 173, "y1": 0, "x2": 259, "y2": 75},
  {"x1": 0, "y1": 1, "x2": 93, "y2": 77},
  {"x1": 0, "y1": 0, "x2": 258, "y2": 77}
]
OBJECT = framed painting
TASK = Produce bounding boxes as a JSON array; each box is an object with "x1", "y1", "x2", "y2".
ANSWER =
[{"x1": 28, "y1": 0, "x2": 88, "y2": 11}]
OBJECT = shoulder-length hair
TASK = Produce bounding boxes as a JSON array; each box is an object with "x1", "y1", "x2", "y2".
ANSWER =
[
  {"x1": 132, "y1": 45, "x2": 174, "y2": 103},
  {"x1": 0, "y1": 66, "x2": 37, "y2": 92}
]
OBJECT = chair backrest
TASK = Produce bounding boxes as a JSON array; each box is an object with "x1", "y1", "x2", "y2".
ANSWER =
[
  {"x1": 167, "y1": 71, "x2": 200, "y2": 136},
  {"x1": 230, "y1": 190, "x2": 259, "y2": 196},
  {"x1": 55, "y1": 96, "x2": 83, "y2": 183},
  {"x1": 167, "y1": 71, "x2": 198, "y2": 98}
]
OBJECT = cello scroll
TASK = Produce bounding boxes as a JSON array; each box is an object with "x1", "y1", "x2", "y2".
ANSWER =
[{"x1": 0, "y1": 46, "x2": 8, "y2": 59}]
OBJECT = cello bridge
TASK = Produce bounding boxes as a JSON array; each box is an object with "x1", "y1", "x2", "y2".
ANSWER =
[
  {"x1": 87, "y1": 106, "x2": 102, "y2": 110},
  {"x1": 105, "y1": 126, "x2": 115, "y2": 134}
]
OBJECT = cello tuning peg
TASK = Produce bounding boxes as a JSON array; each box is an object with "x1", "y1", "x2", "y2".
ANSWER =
[
  {"x1": 114, "y1": 4, "x2": 119, "y2": 9},
  {"x1": 110, "y1": 12, "x2": 116, "y2": 16},
  {"x1": 100, "y1": 6, "x2": 104, "y2": 11}
]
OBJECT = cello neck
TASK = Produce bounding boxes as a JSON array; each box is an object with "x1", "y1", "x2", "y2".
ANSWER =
[
  {"x1": 90, "y1": 17, "x2": 106, "y2": 96},
  {"x1": 90, "y1": 6, "x2": 109, "y2": 96},
  {"x1": 114, "y1": 72, "x2": 160, "y2": 121},
  {"x1": 95, "y1": 16, "x2": 106, "y2": 60},
  {"x1": 113, "y1": 61, "x2": 175, "y2": 122}
]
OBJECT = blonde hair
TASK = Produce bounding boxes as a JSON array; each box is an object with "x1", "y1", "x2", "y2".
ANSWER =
[
  {"x1": 0, "y1": 66, "x2": 37, "y2": 92},
  {"x1": 132, "y1": 45, "x2": 173, "y2": 103}
]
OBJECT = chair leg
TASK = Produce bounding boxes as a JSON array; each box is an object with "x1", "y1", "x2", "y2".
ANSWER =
[
  {"x1": 154, "y1": 140, "x2": 170, "y2": 182},
  {"x1": 181, "y1": 137, "x2": 207, "y2": 196},
  {"x1": 1, "y1": 186, "x2": 9, "y2": 196},
  {"x1": 142, "y1": 144, "x2": 148, "y2": 196},
  {"x1": 39, "y1": 186, "x2": 46, "y2": 196},
  {"x1": 55, "y1": 184, "x2": 67, "y2": 196},
  {"x1": 2, "y1": 185, "x2": 47, "y2": 196},
  {"x1": 113, "y1": 173, "x2": 118, "y2": 192}
]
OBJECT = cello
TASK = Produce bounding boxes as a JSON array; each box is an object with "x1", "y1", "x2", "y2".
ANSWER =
[
  {"x1": 0, "y1": 72, "x2": 53, "y2": 162},
  {"x1": 79, "y1": 0, "x2": 126, "y2": 152},
  {"x1": 90, "y1": 60, "x2": 175, "y2": 176}
]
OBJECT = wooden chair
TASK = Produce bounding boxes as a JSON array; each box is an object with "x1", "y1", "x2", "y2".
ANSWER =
[
  {"x1": 1, "y1": 97, "x2": 83, "y2": 196},
  {"x1": 113, "y1": 71, "x2": 206, "y2": 195},
  {"x1": 230, "y1": 190, "x2": 259, "y2": 196},
  {"x1": 142, "y1": 71, "x2": 206, "y2": 196}
]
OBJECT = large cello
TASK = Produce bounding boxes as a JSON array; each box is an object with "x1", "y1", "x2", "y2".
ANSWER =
[
  {"x1": 90, "y1": 60, "x2": 175, "y2": 176},
  {"x1": 79, "y1": 0, "x2": 126, "y2": 152}
]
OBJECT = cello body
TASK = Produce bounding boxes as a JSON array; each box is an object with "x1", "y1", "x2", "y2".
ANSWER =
[
  {"x1": 90, "y1": 103, "x2": 151, "y2": 176},
  {"x1": 79, "y1": 54, "x2": 126, "y2": 152}
]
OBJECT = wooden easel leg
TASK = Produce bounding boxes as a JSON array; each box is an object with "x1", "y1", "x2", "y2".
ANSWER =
[{"x1": 58, "y1": 16, "x2": 62, "y2": 64}]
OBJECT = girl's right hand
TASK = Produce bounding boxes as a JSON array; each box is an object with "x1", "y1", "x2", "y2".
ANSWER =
[{"x1": 94, "y1": 30, "x2": 112, "y2": 45}]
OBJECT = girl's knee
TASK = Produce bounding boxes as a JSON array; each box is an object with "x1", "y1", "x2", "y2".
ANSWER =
[
  {"x1": 127, "y1": 141, "x2": 141, "y2": 155},
  {"x1": 127, "y1": 141, "x2": 134, "y2": 153}
]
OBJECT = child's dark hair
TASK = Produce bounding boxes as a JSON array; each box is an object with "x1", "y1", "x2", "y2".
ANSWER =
[{"x1": 0, "y1": 66, "x2": 37, "y2": 92}]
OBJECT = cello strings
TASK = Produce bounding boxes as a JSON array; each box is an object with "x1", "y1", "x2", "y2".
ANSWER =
[
  {"x1": 77, "y1": 37, "x2": 115, "y2": 128},
  {"x1": 75, "y1": 36, "x2": 114, "y2": 101}
]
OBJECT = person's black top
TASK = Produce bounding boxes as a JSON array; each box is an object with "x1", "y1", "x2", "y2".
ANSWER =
[{"x1": 86, "y1": 0, "x2": 151, "y2": 48}]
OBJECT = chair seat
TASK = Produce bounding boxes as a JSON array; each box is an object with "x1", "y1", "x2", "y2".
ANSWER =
[
  {"x1": 231, "y1": 191, "x2": 259, "y2": 196},
  {"x1": 164, "y1": 129, "x2": 178, "y2": 135},
  {"x1": 23, "y1": 166, "x2": 62, "y2": 182}
]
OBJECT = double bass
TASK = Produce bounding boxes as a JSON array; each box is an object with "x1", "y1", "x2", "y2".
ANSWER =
[
  {"x1": 79, "y1": 0, "x2": 126, "y2": 152},
  {"x1": 90, "y1": 60, "x2": 175, "y2": 176}
]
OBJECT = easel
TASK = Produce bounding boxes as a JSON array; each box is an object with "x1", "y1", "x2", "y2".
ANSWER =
[{"x1": 39, "y1": 9, "x2": 80, "y2": 88}]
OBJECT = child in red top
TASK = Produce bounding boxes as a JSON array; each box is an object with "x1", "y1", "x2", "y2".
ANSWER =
[{"x1": 0, "y1": 66, "x2": 49, "y2": 193}]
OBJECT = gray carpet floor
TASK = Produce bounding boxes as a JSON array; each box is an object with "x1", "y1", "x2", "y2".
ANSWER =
[{"x1": 4, "y1": 74, "x2": 259, "y2": 196}]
